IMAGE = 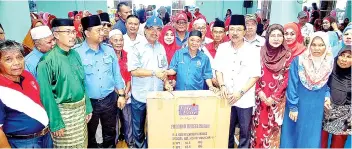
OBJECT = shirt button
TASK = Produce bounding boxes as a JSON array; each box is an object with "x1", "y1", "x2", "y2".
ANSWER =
[
  {"x1": 100, "y1": 86, "x2": 102, "y2": 88},
  {"x1": 98, "y1": 69, "x2": 99, "y2": 71},
  {"x1": 99, "y1": 78, "x2": 101, "y2": 80}
]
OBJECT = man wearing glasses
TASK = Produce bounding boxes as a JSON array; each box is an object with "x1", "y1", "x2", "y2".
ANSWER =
[
  {"x1": 99, "y1": 12, "x2": 113, "y2": 44},
  {"x1": 75, "y1": 15, "x2": 126, "y2": 148},
  {"x1": 214, "y1": 15, "x2": 260, "y2": 148},
  {"x1": 36, "y1": 18, "x2": 93, "y2": 148},
  {"x1": 128, "y1": 15, "x2": 169, "y2": 148},
  {"x1": 25, "y1": 26, "x2": 55, "y2": 78},
  {"x1": 174, "y1": 13, "x2": 189, "y2": 48}
]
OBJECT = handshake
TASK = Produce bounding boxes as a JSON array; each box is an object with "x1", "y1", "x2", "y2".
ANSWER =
[{"x1": 154, "y1": 70, "x2": 168, "y2": 81}]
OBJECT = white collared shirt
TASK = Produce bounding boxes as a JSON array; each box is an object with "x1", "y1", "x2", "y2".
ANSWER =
[
  {"x1": 213, "y1": 41, "x2": 261, "y2": 108},
  {"x1": 301, "y1": 23, "x2": 314, "y2": 39},
  {"x1": 245, "y1": 35, "x2": 265, "y2": 47},
  {"x1": 123, "y1": 33, "x2": 146, "y2": 53}
]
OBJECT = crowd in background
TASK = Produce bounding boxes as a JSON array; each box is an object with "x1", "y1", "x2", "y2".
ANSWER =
[{"x1": 0, "y1": 1, "x2": 351, "y2": 149}]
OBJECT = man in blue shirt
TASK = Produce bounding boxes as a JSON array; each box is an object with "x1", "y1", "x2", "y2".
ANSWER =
[
  {"x1": 174, "y1": 13, "x2": 189, "y2": 48},
  {"x1": 112, "y1": 2, "x2": 132, "y2": 35},
  {"x1": 166, "y1": 30, "x2": 217, "y2": 91},
  {"x1": 127, "y1": 15, "x2": 169, "y2": 148},
  {"x1": 25, "y1": 26, "x2": 55, "y2": 78},
  {"x1": 76, "y1": 15, "x2": 126, "y2": 148}
]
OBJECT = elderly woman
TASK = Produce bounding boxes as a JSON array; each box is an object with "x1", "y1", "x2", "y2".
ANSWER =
[
  {"x1": 321, "y1": 47, "x2": 351, "y2": 148},
  {"x1": 251, "y1": 24, "x2": 291, "y2": 148},
  {"x1": 0, "y1": 40, "x2": 51, "y2": 148},
  {"x1": 109, "y1": 29, "x2": 133, "y2": 147},
  {"x1": 280, "y1": 32, "x2": 334, "y2": 148}
]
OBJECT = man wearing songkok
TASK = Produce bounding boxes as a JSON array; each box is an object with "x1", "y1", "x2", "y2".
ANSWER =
[
  {"x1": 244, "y1": 14, "x2": 265, "y2": 47},
  {"x1": 99, "y1": 12, "x2": 113, "y2": 44},
  {"x1": 166, "y1": 30, "x2": 217, "y2": 92},
  {"x1": 75, "y1": 15, "x2": 126, "y2": 148},
  {"x1": 214, "y1": 15, "x2": 261, "y2": 148},
  {"x1": 128, "y1": 15, "x2": 170, "y2": 148},
  {"x1": 25, "y1": 26, "x2": 55, "y2": 78},
  {"x1": 36, "y1": 18, "x2": 93, "y2": 148}
]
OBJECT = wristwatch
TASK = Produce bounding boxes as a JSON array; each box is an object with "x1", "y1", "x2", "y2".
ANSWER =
[
  {"x1": 240, "y1": 90, "x2": 246, "y2": 96},
  {"x1": 118, "y1": 94, "x2": 126, "y2": 97}
]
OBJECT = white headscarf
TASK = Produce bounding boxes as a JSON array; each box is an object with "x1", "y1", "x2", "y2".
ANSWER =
[{"x1": 298, "y1": 31, "x2": 334, "y2": 90}]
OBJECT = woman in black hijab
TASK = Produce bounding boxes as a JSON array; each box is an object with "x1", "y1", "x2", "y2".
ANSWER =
[{"x1": 321, "y1": 47, "x2": 351, "y2": 148}]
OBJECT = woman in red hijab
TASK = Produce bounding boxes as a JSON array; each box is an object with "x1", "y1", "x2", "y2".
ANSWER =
[
  {"x1": 314, "y1": 19, "x2": 322, "y2": 32},
  {"x1": 251, "y1": 24, "x2": 292, "y2": 148},
  {"x1": 284, "y1": 22, "x2": 306, "y2": 58},
  {"x1": 68, "y1": 11, "x2": 74, "y2": 19},
  {"x1": 74, "y1": 20, "x2": 84, "y2": 44},
  {"x1": 46, "y1": 14, "x2": 56, "y2": 29},
  {"x1": 158, "y1": 26, "x2": 181, "y2": 86}
]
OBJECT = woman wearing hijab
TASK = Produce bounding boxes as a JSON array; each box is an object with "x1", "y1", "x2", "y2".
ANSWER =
[
  {"x1": 314, "y1": 19, "x2": 322, "y2": 32},
  {"x1": 224, "y1": 9, "x2": 232, "y2": 20},
  {"x1": 341, "y1": 25, "x2": 352, "y2": 48},
  {"x1": 251, "y1": 24, "x2": 291, "y2": 148},
  {"x1": 41, "y1": 12, "x2": 50, "y2": 25},
  {"x1": 158, "y1": 6, "x2": 170, "y2": 25},
  {"x1": 22, "y1": 19, "x2": 45, "y2": 56},
  {"x1": 46, "y1": 14, "x2": 56, "y2": 29},
  {"x1": 284, "y1": 22, "x2": 306, "y2": 58},
  {"x1": 321, "y1": 47, "x2": 351, "y2": 148},
  {"x1": 340, "y1": 18, "x2": 350, "y2": 32},
  {"x1": 158, "y1": 26, "x2": 180, "y2": 87},
  {"x1": 68, "y1": 11, "x2": 74, "y2": 19},
  {"x1": 74, "y1": 20, "x2": 84, "y2": 44},
  {"x1": 280, "y1": 31, "x2": 334, "y2": 148}
]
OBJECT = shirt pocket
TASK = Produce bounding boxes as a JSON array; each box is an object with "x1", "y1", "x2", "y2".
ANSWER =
[
  {"x1": 102, "y1": 55, "x2": 113, "y2": 73},
  {"x1": 157, "y1": 54, "x2": 167, "y2": 68},
  {"x1": 82, "y1": 59, "x2": 94, "y2": 75}
]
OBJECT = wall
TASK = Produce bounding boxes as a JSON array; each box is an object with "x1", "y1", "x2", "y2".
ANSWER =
[
  {"x1": 196, "y1": 0, "x2": 258, "y2": 21},
  {"x1": 346, "y1": 0, "x2": 351, "y2": 20},
  {"x1": 36, "y1": 0, "x2": 107, "y2": 18},
  {"x1": 269, "y1": 0, "x2": 302, "y2": 25},
  {"x1": 0, "y1": 1, "x2": 31, "y2": 42}
]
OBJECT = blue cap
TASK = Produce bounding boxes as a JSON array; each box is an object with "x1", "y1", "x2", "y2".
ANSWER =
[{"x1": 145, "y1": 16, "x2": 163, "y2": 28}]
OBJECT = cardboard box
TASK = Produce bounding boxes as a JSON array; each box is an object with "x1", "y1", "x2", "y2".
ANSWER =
[{"x1": 147, "y1": 90, "x2": 231, "y2": 148}]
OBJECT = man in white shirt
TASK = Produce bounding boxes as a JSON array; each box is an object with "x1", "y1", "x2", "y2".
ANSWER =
[
  {"x1": 214, "y1": 15, "x2": 261, "y2": 148},
  {"x1": 297, "y1": 11, "x2": 314, "y2": 44},
  {"x1": 123, "y1": 15, "x2": 146, "y2": 53},
  {"x1": 244, "y1": 14, "x2": 265, "y2": 47}
]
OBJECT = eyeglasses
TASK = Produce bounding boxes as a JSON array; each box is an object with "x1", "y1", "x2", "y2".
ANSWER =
[
  {"x1": 102, "y1": 23, "x2": 112, "y2": 28},
  {"x1": 177, "y1": 21, "x2": 187, "y2": 25},
  {"x1": 55, "y1": 30, "x2": 76, "y2": 36}
]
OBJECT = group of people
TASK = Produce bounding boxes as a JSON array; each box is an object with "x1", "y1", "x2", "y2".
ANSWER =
[{"x1": 0, "y1": 1, "x2": 351, "y2": 148}]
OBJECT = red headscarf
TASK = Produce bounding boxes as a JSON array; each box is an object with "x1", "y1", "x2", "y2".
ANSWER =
[
  {"x1": 74, "y1": 20, "x2": 83, "y2": 38},
  {"x1": 68, "y1": 11, "x2": 74, "y2": 19},
  {"x1": 158, "y1": 26, "x2": 181, "y2": 64},
  {"x1": 284, "y1": 22, "x2": 306, "y2": 57},
  {"x1": 47, "y1": 14, "x2": 56, "y2": 29}
]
